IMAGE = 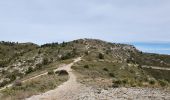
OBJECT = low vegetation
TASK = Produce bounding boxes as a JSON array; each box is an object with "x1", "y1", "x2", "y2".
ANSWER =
[
  {"x1": 0, "y1": 38, "x2": 170, "y2": 94},
  {"x1": 55, "y1": 70, "x2": 69, "y2": 76},
  {"x1": 71, "y1": 39, "x2": 170, "y2": 88},
  {"x1": 0, "y1": 74, "x2": 68, "y2": 100},
  {"x1": 47, "y1": 70, "x2": 54, "y2": 75}
]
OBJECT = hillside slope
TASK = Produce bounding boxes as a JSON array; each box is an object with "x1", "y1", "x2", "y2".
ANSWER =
[
  {"x1": 0, "y1": 39, "x2": 170, "y2": 89},
  {"x1": 0, "y1": 39, "x2": 170, "y2": 86}
]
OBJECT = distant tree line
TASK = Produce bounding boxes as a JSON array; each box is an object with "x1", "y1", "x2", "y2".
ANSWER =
[
  {"x1": 41, "y1": 42, "x2": 59, "y2": 47},
  {"x1": 0, "y1": 41, "x2": 18, "y2": 46},
  {"x1": 41, "y1": 41, "x2": 69, "y2": 48}
]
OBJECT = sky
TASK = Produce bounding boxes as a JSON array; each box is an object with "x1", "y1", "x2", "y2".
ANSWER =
[{"x1": 0, "y1": 0, "x2": 170, "y2": 44}]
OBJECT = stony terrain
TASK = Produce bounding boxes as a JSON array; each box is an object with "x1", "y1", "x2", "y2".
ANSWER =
[
  {"x1": 26, "y1": 84, "x2": 170, "y2": 100},
  {"x1": 73, "y1": 87, "x2": 170, "y2": 100},
  {"x1": 0, "y1": 39, "x2": 170, "y2": 100}
]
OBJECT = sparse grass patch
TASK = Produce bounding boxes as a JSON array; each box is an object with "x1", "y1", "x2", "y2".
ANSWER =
[
  {"x1": 0, "y1": 74, "x2": 68, "y2": 100},
  {"x1": 84, "y1": 65, "x2": 89, "y2": 69},
  {"x1": 73, "y1": 56, "x2": 157, "y2": 88},
  {"x1": 143, "y1": 68, "x2": 170, "y2": 82},
  {"x1": 47, "y1": 70, "x2": 54, "y2": 75},
  {"x1": 158, "y1": 79, "x2": 169, "y2": 87}
]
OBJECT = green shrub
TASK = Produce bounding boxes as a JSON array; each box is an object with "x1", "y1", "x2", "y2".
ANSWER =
[
  {"x1": 106, "y1": 50, "x2": 110, "y2": 54},
  {"x1": 1, "y1": 70, "x2": 7, "y2": 74},
  {"x1": 98, "y1": 53, "x2": 104, "y2": 59},
  {"x1": 61, "y1": 53, "x2": 73, "y2": 60},
  {"x1": 103, "y1": 68, "x2": 108, "y2": 71},
  {"x1": 0, "y1": 80, "x2": 9, "y2": 87},
  {"x1": 158, "y1": 79, "x2": 168, "y2": 87},
  {"x1": 12, "y1": 70, "x2": 23, "y2": 78},
  {"x1": 84, "y1": 65, "x2": 89, "y2": 69},
  {"x1": 72, "y1": 48, "x2": 77, "y2": 55},
  {"x1": 61, "y1": 41, "x2": 67, "y2": 47},
  {"x1": 112, "y1": 78, "x2": 122, "y2": 88},
  {"x1": 55, "y1": 70, "x2": 68, "y2": 76},
  {"x1": 149, "y1": 79, "x2": 156, "y2": 85},
  {"x1": 35, "y1": 63, "x2": 42, "y2": 70},
  {"x1": 122, "y1": 78, "x2": 128, "y2": 85},
  {"x1": 42, "y1": 58, "x2": 49, "y2": 65},
  {"x1": 6, "y1": 74, "x2": 16, "y2": 81},
  {"x1": 0, "y1": 60, "x2": 8, "y2": 67},
  {"x1": 109, "y1": 73, "x2": 115, "y2": 77},
  {"x1": 38, "y1": 50, "x2": 41, "y2": 54},
  {"x1": 25, "y1": 67, "x2": 34, "y2": 74},
  {"x1": 48, "y1": 70, "x2": 54, "y2": 75},
  {"x1": 112, "y1": 78, "x2": 129, "y2": 87},
  {"x1": 114, "y1": 79, "x2": 122, "y2": 84},
  {"x1": 84, "y1": 51, "x2": 89, "y2": 55}
]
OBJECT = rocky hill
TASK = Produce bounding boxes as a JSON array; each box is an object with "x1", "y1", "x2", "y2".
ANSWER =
[{"x1": 0, "y1": 39, "x2": 170, "y2": 99}]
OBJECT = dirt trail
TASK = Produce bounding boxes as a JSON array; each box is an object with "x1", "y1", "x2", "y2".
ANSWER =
[
  {"x1": 0, "y1": 57, "x2": 80, "y2": 92},
  {"x1": 25, "y1": 58, "x2": 170, "y2": 100},
  {"x1": 142, "y1": 65, "x2": 170, "y2": 71},
  {"x1": 26, "y1": 57, "x2": 82, "y2": 100},
  {"x1": 0, "y1": 70, "x2": 49, "y2": 91}
]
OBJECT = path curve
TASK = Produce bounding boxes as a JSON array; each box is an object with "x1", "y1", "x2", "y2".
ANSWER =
[
  {"x1": 0, "y1": 64, "x2": 66, "y2": 91},
  {"x1": 26, "y1": 57, "x2": 82, "y2": 100}
]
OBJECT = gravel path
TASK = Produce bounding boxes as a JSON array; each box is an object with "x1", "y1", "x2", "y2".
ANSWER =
[
  {"x1": 25, "y1": 57, "x2": 170, "y2": 100},
  {"x1": 25, "y1": 57, "x2": 83, "y2": 100},
  {"x1": 72, "y1": 87, "x2": 170, "y2": 100}
]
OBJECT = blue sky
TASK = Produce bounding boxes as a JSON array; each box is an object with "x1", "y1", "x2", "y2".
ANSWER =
[{"x1": 0, "y1": 0, "x2": 170, "y2": 44}]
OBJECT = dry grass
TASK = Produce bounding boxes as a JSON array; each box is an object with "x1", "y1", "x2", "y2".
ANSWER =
[
  {"x1": 72, "y1": 56, "x2": 170, "y2": 88},
  {"x1": 20, "y1": 59, "x2": 73, "y2": 81},
  {"x1": 0, "y1": 74, "x2": 68, "y2": 100}
]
